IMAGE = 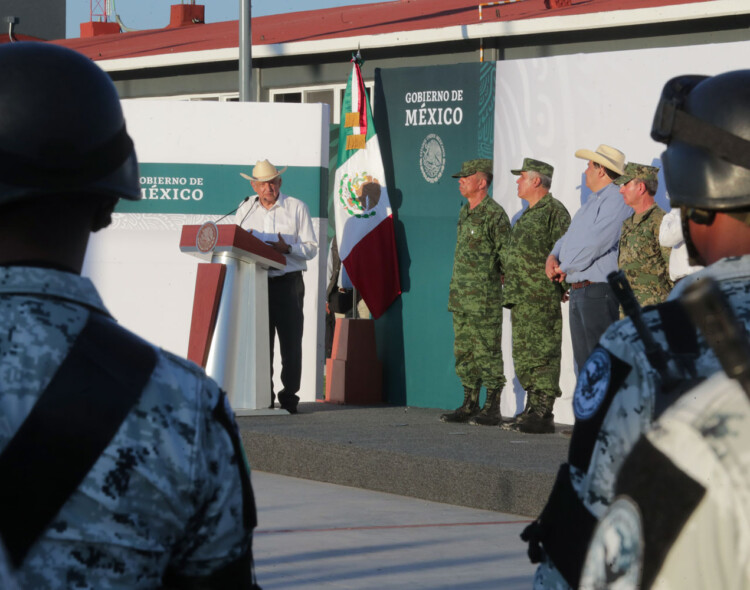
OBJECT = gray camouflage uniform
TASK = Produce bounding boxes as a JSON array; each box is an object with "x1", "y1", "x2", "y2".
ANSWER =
[
  {"x1": 0, "y1": 541, "x2": 18, "y2": 590},
  {"x1": 0, "y1": 266, "x2": 255, "y2": 589},
  {"x1": 532, "y1": 255, "x2": 750, "y2": 589},
  {"x1": 581, "y1": 371, "x2": 750, "y2": 589}
]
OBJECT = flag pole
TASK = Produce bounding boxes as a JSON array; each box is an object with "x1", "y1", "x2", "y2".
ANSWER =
[
  {"x1": 333, "y1": 49, "x2": 401, "y2": 319},
  {"x1": 239, "y1": 0, "x2": 252, "y2": 101}
]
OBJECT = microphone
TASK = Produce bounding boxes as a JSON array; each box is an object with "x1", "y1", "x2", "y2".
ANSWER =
[
  {"x1": 236, "y1": 196, "x2": 261, "y2": 228},
  {"x1": 214, "y1": 196, "x2": 251, "y2": 225}
]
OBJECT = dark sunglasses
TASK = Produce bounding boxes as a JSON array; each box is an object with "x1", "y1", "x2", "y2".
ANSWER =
[{"x1": 680, "y1": 205, "x2": 715, "y2": 226}]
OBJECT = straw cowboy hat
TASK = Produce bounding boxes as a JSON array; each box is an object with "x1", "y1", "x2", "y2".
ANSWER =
[
  {"x1": 574, "y1": 144, "x2": 626, "y2": 175},
  {"x1": 239, "y1": 159, "x2": 287, "y2": 182}
]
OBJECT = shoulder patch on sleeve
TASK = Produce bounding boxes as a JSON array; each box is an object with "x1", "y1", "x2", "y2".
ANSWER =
[
  {"x1": 574, "y1": 347, "x2": 613, "y2": 420},
  {"x1": 580, "y1": 496, "x2": 644, "y2": 590},
  {"x1": 569, "y1": 346, "x2": 632, "y2": 471}
]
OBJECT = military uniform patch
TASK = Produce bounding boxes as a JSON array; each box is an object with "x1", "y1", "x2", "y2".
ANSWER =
[
  {"x1": 573, "y1": 347, "x2": 611, "y2": 420},
  {"x1": 580, "y1": 496, "x2": 644, "y2": 589}
]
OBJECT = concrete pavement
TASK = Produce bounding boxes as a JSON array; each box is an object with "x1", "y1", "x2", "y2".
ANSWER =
[{"x1": 252, "y1": 471, "x2": 537, "y2": 589}]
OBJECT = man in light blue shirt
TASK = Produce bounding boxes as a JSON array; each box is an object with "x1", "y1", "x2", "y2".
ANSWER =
[{"x1": 545, "y1": 144, "x2": 631, "y2": 370}]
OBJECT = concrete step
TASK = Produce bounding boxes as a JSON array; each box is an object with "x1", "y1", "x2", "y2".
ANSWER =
[{"x1": 238, "y1": 403, "x2": 570, "y2": 517}]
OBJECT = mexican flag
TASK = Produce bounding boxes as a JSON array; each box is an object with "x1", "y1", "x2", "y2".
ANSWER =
[{"x1": 333, "y1": 54, "x2": 401, "y2": 319}]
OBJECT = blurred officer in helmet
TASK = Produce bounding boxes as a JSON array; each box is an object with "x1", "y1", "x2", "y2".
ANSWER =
[
  {"x1": 0, "y1": 43, "x2": 261, "y2": 589},
  {"x1": 525, "y1": 70, "x2": 750, "y2": 589}
]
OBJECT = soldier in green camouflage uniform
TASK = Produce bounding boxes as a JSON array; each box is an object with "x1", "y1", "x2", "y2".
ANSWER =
[
  {"x1": 615, "y1": 162, "x2": 673, "y2": 312},
  {"x1": 441, "y1": 159, "x2": 511, "y2": 425},
  {"x1": 502, "y1": 158, "x2": 571, "y2": 434}
]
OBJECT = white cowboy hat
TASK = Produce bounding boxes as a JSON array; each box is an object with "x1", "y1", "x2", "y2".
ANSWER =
[
  {"x1": 574, "y1": 144, "x2": 626, "y2": 175},
  {"x1": 239, "y1": 159, "x2": 287, "y2": 182}
]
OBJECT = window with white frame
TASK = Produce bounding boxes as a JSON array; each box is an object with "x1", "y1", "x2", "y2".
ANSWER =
[
  {"x1": 133, "y1": 82, "x2": 373, "y2": 122},
  {"x1": 132, "y1": 92, "x2": 240, "y2": 102},
  {"x1": 270, "y1": 82, "x2": 374, "y2": 125}
]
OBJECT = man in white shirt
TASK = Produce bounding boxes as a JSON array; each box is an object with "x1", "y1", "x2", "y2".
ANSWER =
[{"x1": 236, "y1": 160, "x2": 318, "y2": 413}]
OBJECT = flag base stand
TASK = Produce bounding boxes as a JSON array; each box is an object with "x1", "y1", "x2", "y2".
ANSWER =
[{"x1": 326, "y1": 318, "x2": 382, "y2": 404}]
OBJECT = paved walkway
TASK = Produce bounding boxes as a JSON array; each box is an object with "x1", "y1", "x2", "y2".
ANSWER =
[{"x1": 253, "y1": 471, "x2": 536, "y2": 589}]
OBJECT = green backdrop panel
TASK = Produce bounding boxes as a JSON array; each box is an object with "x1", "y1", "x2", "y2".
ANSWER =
[
  {"x1": 374, "y1": 62, "x2": 496, "y2": 410},
  {"x1": 116, "y1": 163, "x2": 327, "y2": 217}
]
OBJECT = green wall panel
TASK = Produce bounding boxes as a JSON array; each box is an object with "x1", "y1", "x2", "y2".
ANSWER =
[
  {"x1": 116, "y1": 163, "x2": 327, "y2": 217},
  {"x1": 374, "y1": 62, "x2": 496, "y2": 409}
]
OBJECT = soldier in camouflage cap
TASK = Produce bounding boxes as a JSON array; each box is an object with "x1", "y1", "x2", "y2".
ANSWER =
[
  {"x1": 451, "y1": 158, "x2": 494, "y2": 178},
  {"x1": 0, "y1": 43, "x2": 260, "y2": 588},
  {"x1": 510, "y1": 157, "x2": 554, "y2": 178},
  {"x1": 441, "y1": 158, "x2": 510, "y2": 425},
  {"x1": 501, "y1": 158, "x2": 570, "y2": 433},
  {"x1": 614, "y1": 162, "x2": 659, "y2": 187},
  {"x1": 615, "y1": 162, "x2": 673, "y2": 312}
]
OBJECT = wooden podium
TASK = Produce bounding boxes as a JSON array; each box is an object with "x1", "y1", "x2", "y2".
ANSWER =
[{"x1": 180, "y1": 224, "x2": 286, "y2": 414}]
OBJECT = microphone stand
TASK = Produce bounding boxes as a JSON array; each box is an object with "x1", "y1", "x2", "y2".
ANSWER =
[{"x1": 216, "y1": 196, "x2": 252, "y2": 225}]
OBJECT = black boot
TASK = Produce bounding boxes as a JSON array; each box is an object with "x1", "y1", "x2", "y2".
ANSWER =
[
  {"x1": 469, "y1": 387, "x2": 502, "y2": 426},
  {"x1": 503, "y1": 410, "x2": 555, "y2": 434},
  {"x1": 503, "y1": 391, "x2": 533, "y2": 426},
  {"x1": 440, "y1": 386, "x2": 480, "y2": 423},
  {"x1": 502, "y1": 392, "x2": 555, "y2": 433}
]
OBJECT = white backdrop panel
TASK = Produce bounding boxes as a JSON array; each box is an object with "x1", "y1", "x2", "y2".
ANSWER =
[
  {"x1": 83, "y1": 101, "x2": 329, "y2": 404},
  {"x1": 494, "y1": 40, "x2": 750, "y2": 424}
]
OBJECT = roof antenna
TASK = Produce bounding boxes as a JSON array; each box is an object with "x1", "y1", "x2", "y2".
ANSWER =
[
  {"x1": 4, "y1": 16, "x2": 19, "y2": 42},
  {"x1": 110, "y1": 0, "x2": 138, "y2": 32}
]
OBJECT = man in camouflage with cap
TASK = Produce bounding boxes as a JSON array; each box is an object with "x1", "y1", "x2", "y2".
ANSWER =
[
  {"x1": 501, "y1": 158, "x2": 570, "y2": 433},
  {"x1": 0, "y1": 43, "x2": 260, "y2": 588},
  {"x1": 441, "y1": 159, "x2": 510, "y2": 425},
  {"x1": 615, "y1": 162, "x2": 673, "y2": 312}
]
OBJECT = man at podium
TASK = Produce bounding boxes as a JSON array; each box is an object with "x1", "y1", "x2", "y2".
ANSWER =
[{"x1": 236, "y1": 160, "x2": 318, "y2": 413}]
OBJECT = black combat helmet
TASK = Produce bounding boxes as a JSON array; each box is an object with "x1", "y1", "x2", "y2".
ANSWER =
[
  {"x1": 0, "y1": 42, "x2": 140, "y2": 206},
  {"x1": 651, "y1": 70, "x2": 750, "y2": 211}
]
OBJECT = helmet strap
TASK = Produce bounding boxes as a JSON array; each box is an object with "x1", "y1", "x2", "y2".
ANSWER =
[
  {"x1": 652, "y1": 74, "x2": 750, "y2": 171},
  {"x1": 680, "y1": 206, "x2": 707, "y2": 267}
]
